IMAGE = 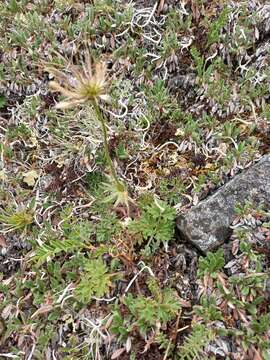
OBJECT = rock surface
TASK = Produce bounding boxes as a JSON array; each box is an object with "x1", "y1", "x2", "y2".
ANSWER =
[{"x1": 176, "y1": 155, "x2": 270, "y2": 253}]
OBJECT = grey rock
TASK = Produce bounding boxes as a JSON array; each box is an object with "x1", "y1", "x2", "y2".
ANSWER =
[{"x1": 176, "y1": 155, "x2": 270, "y2": 253}]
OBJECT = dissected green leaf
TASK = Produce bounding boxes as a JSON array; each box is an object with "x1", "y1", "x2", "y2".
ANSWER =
[{"x1": 75, "y1": 258, "x2": 112, "y2": 304}]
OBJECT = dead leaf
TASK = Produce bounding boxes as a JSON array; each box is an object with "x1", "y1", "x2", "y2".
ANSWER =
[
  {"x1": 0, "y1": 235, "x2": 7, "y2": 247},
  {"x1": 125, "y1": 336, "x2": 132, "y2": 353},
  {"x1": 0, "y1": 170, "x2": 7, "y2": 182},
  {"x1": 253, "y1": 347, "x2": 263, "y2": 360},
  {"x1": 111, "y1": 348, "x2": 126, "y2": 359},
  {"x1": 179, "y1": 299, "x2": 192, "y2": 308},
  {"x1": 31, "y1": 304, "x2": 53, "y2": 319},
  {"x1": 157, "y1": 0, "x2": 165, "y2": 15},
  {"x1": 22, "y1": 170, "x2": 39, "y2": 187},
  {"x1": 2, "y1": 304, "x2": 15, "y2": 319},
  {"x1": 0, "y1": 315, "x2": 6, "y2": 337}
]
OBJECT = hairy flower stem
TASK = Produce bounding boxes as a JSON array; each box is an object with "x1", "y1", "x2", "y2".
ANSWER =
[{"x1": 92, "y1": 101, "x2": 122, "y2": 188}]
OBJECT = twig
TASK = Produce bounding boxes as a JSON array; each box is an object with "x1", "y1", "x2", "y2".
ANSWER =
[{"x1": 157, "y1": 0, "x2": 165, "y2": 16}]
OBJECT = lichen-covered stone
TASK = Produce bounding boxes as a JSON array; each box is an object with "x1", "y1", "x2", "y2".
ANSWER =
[{"x1": 176, "y1": 156, "x2": 270, "y2": 253}]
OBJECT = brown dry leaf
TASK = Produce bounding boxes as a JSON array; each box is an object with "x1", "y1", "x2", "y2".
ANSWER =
[
  {"x1": 191, "y1": 0, "x2": 201, "y2": 22},
  {"x1": 193, "y1": 194, "x2": 199, "y2": 205},
  {"x1": 217, "y1": 273, "x2": 230, "y2": 295},
  {"x1": 125, "y1": 336, "x2": 132, "y2": 353},
  {"x1": 0, "y1": 315, "x2": 6, "y2": 337},
  {"x1": 0, "y1": 235, "x2": 7, "y2": 248},
  {"x1": 232, "y1": 308, "x2": 239, "y2": 321},
  {"x1": 231, "y1": 240, "x2": 239, "y2": 256},
  {"x1": 179, "y1": 299, "x2": 192, "y2": 308},
  {"x1": 110, "y1": 35, "x2": 115, "y2": 49},
  {"x1": 2, "y1": 304, "x2": 15, "y2": 319},
  {"x1": 157, "y1": 0, "x2": 165, "y2": 16},
  {"x1": 22, "y1": 170, "x2": 39, "y2": 187},
  {"x1": 237, "y1": 309, "x2": 249, "y2": 324},
  {"x1": 111, "y1": 347, "x2": 126, "y2": 359},
  {"x1": 31, "y1": 304, "x2": 54, "y2": 319},
  {"x1": 253, "y1": 347, "x2": 263, "y2": 360},
  {"x1": 142, "y1": 334, "x2": 156, "y2": 353}
]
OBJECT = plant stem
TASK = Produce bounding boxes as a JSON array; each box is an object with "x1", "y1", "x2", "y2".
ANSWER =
[{"x1": 92, "y1": 101, "x2": 121, "y2": 186}]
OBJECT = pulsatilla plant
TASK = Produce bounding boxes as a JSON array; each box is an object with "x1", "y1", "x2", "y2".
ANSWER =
[
  {"x1": 49, "y1": 55, "x2": 110, "y2": 108},
  {"x1": 47, "y1": 52, "x2": 132, "y2": 212}
]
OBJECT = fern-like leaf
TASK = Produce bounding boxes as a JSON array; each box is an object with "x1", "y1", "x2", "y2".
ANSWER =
[
  {"x1": 177, "y1": 324, "x2": 215, "y2": 360},
  {"x1": 75, "y1": 258, "x2": 111, "y2": 304},
  {"x1": 31, "y1": 237, "x2": 88, "y2": 266},
  {"x1": 129, "y1": 198, "x2": 175, "y2": 252}
]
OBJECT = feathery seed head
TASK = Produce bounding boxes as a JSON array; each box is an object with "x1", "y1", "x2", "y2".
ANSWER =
[{"x1": 48, "y1": 55, "x2": 110, "y2": 109}]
